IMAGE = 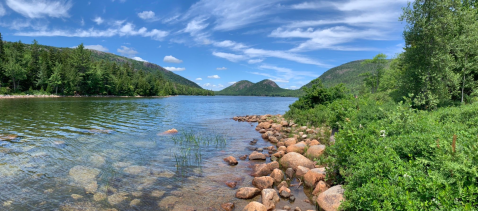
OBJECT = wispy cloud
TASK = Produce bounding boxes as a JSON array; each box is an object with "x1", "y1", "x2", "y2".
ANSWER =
[
  {"x1": 164, "y1": 67, "x2": 185, "y2": 71},
  {"x1": 208, "y1": 75, "x2": 220, "y2": 79},
  {"x1": 252, "y1": 64, "x2": 320, "y2": 83},
  {"x1": 248, "y1": 59, "x2": 264, "y2": 64},
  {"x1": 163, "y1": 55, "x2": 183, "y2": 63},
  {"x1": 216, "y1": 67, "x2": 227, "y2": 70},
  {"x1": 212, "y1": 52, "x2": 246, "y2": 62},
  {"x1": 196, "y1": 78, "x2": 203, "y2": 81},
  {"x1": 117, "y1": 46, "x2": 138, "y2": 57},
  {"x1": 93, "y1": 17, "x2": 104, "y2": 25},
  {"x1": 15, "y1": 22, "x2": 169, "y2": 41},
  {"x1": 84, "y1": 44, "x2": 108, "y2": 52},
  {"x1": 0, "y1": 3, "x2": 6, "y2": 17},
  {"x1": 270, "y1": 27, "x2": 382, "y2": 52},
  {"x1": 184, "y1": 0, "x2": 284, "y2": 31},
  {"x1": 132, "y1": 56, "x2": 147, "y2": 62},
  {"x1": 6, "y1": 0, "x2": 72, "y2": 18},
  {"x1": 138, "y1": 11, "x2": 156, "y2": 20},
  {"x1": 228, "y1": 81, "x2": 237, "y2": 85}
]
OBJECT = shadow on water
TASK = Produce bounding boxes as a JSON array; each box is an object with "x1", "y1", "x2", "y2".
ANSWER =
[{"x1": 0, "y1": 96, "x2": 315, "y2": 210}]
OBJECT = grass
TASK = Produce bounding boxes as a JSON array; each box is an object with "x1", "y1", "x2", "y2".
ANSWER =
[{"x1": 169, "y1": 131, "x2": 228, "y2": 176}]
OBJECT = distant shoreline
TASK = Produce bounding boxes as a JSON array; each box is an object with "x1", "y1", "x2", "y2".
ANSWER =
[{"x1": 0, "y1": 95, "x2": 176, "y2": 99}]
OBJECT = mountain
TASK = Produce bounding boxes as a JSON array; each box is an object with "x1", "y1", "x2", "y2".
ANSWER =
[
  {"x1": 216, "y1": 79, "x2": 301, "y2": 97},
  {"x1": 215, "y1": 80, "x2": 254, "y2": 95},
  {"x1": 302, "y1": 60, "x2": 390, "y2": 93},
  {"x1": 87, "y1": 50, "x2": 201, "y2": 89}
]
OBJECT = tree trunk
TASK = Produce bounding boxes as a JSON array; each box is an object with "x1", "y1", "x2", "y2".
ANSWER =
[
  {"x1": 55, "y1": 85, "x2": 58, "y2": 95},
  {"x1": 12, "y1": 77, "x2": 16, "y2": 91},
  {"x1": 462, "y1": 68, "x2": 466, "y2": 103}
]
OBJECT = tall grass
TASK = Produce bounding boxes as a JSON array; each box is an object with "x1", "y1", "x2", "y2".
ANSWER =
[{"x1": 169, "y1": 131, "x2": 227, "y2": 176}]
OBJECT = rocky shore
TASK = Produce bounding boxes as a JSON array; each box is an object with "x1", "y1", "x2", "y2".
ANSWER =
[{"x1": 229, "y1": 114, "x2": 344, "y2": 211}]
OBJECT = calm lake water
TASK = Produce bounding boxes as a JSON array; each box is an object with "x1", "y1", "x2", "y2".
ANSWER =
[{"x1": 0, "y1": 96, "x2": 316, "y2": 211}]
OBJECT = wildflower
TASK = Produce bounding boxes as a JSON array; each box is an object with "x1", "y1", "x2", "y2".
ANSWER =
[
  {"x1": 380, "y1": 130, "x2": 386, "y2": 137},
  {"x1": 403, "y1": 173, "x2": 411, "y2": 178}
]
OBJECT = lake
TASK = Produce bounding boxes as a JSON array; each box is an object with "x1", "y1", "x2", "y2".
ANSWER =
[{"x1": 0, "y1": 96, "x2": 316, "y2": 210}]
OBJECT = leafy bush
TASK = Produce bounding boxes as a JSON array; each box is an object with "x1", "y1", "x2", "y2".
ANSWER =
[{"x1": 323, "y1": 99, "x2": 478, "y2": 210}]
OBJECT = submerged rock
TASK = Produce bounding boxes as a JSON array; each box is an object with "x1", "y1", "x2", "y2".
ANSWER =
[
  {"x1": 69, "y1": 166, "x2": 100, "y2": 193},
  {"x1": 162, "y1": 128, "x2": 178, "y2": 135},
  {"x1": 71, "y1": 194, "x2": 83, "y2": 200},
  {"x1": 158, "y1": 196, "x2": 180, "y2": 209},
  {"x1": 151, "y1": 190, "x2": 165, "y2": 198},
  {"x1": 89, "y1": 154, "x2": 105, "y2": 167},
  {"x1": 123, "y1": 165, "x2": 148, "y2": 175},
  {"x1": 108, "y1": 192, "x2": 128, "y2": 205},
  {"x1": 221, "y1": 202, "x2": 234, "y2": 211},
  {"x1": 130, "y1": 199, "x2": 140, "y2": 206},
  {"x1": 93, "y1": 192, "x2": 107, "y2": 201}
]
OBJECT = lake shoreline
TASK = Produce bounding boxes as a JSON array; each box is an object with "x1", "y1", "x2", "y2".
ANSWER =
[
  {"x1": 0, "y1": 95, "x2": 176, "y2": 99},
  {"x1": 229, "y1": 114, "x2": 341, "y2": 211}
]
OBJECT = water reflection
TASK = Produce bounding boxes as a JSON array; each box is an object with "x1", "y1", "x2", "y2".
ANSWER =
[{"x1": 0, "y1": 96, "x2": 311, "y2": 210}]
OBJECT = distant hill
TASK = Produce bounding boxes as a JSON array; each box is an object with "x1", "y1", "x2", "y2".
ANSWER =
[
  {"x1": 216, "y1": 79, "x2": 301, "y2": 97},
  {"x1": 88, "y1": 50, "x2": 201, "y2": 89},
  {"x1": 302, "y1": 60, "x2": 390, "y2": 93}
]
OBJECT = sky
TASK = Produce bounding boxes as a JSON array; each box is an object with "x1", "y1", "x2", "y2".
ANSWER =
[{"x1": 0, "y1": 0, "x2": 409, "y2": 91}]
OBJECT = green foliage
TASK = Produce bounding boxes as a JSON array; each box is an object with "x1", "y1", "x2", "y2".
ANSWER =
[
  {"x1": 0, "y1": 40, "x2": 214, "y2": 96},
  {"x1": 285, "y1": 81, "x2": 353, "y2": 128},
  {"x1": 216, "y1": 79, "x2": 301, "y2": 97},
  {"x1": 302, "y1": 60, "x2": 390, "y2": 94},
  {"x1": 360, "y1": 53, "x2": 388, "y2": 93}
]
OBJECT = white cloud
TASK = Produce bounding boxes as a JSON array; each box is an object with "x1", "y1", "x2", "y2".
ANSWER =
[
  {"x1": 164, "y1": 67, "x2": 186, "y2": 71},
  {"x1": 15, "y1": 22, "x2": 169, "y2": 41},
  {"x1": 248, "y1": 59, "x2": 263, "y2": 64},
  {"x1": 196, "y1": 78, "x2": 203, "y2": 81},
  {"x1": 208, "y1": 75, "x2": 220, "y2": 79},
  {"x1": 228, "y1": 81, "x2": 237, "y2": 85},
  {"x1": 216, "y1": 67, "x2": 227, "y2": 70},
  {"x1": 184, "y1": 0, "x2": 284, "y2": 31},
  {"x1": 0, "y1": 3, "x2": 6, "y2": 17},
  {"x1": 132, "y1": 57, "x2": 147, "y2": 62},
  {"x1": 6, "y1": 0, "x2": 72, "y2": 18},
  {"x1": 244, "y1": 48, "x2": 328, "y2": 67},
  {"x1": 183, "y1": 17, "x2": 209, "y2": 35},
  {"x1": 290, "y1": 1, "x2": 329, "y2": 10},
  {"x1": 84, "y1": 45, "x2": 108, "y2": 52},
  {"x1": 251, "y1": 64, "x2": 319, "y2": 84},
  {"x1": 212, "y1": 52, "x2": 246, "y2": 62},
  {"x1": 213, "y1": 40, "x2": 246, "y2": 50},
  {"x1": 117, "y1": 46, "x2": 138, "y2": 57},
  {"x1": 218, "y1": 84, "x2": 224, "y2": 88},
  {"x1": 270, "y1": 27, "x2": 382, "y2": 52},
  {"x1": 138, "y1": 11, "x2": 155, "y2": 20},
  {"x1": 93, "y1": 17, "x2": 104, "y2": 25},
  {"x1": 80, "y1": 18, "x2": 85, "y2": 26},
  {"x1": 163, "y1": 55, "x2": 183, "y2": 63}
]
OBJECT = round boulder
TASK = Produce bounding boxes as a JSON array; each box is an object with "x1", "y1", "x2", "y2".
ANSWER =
[{"x1": 280, "y1": 152, "x2": 315, "y2": 170}]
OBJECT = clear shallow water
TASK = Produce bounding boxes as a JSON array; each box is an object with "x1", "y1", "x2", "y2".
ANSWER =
[{"x1": 0, "y1": 96, "x2": 315, "y2": 210}]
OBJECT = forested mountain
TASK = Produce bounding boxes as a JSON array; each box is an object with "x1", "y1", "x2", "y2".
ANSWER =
[
  {"x1": 216, "y1": 79, "x2": 301, "y2": 97},
  {"x1": 302, "y1": 59, "x2": 390, "y2": 94},
  {"x1": 0, "y1": 36, "x2": 213, "y2": 96}
]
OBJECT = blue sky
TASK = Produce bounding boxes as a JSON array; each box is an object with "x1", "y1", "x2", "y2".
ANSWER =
[{"x1": 0, "y1": 0, "x2": 409, "y2": 91}]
